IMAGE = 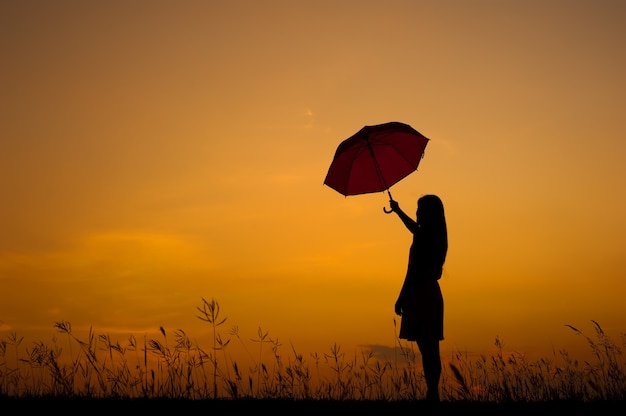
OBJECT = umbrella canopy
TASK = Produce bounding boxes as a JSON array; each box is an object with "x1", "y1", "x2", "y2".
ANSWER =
[{"x1": 324, "y1": 121, "x2": 429, "y2": 200}]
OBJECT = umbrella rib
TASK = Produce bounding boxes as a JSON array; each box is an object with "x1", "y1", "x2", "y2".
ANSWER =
[
  {"x1": 374, "y1": 141, "x2": 426, "y2": 168},
  {"x1": 343, "y1": 142, "x2": 386, "y2": 194},
  {"x1": 365, "y1": 137, "x2": 390, "y2": 193}
]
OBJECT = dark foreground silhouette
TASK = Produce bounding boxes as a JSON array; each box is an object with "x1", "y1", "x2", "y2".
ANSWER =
[{"x1": 3, "y1": 397, "x2": 625, "y2": 414}]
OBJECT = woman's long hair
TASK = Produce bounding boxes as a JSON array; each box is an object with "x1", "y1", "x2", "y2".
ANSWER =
[{"x1": 417, "y1": 194, "x2": 448, "y2": 265}]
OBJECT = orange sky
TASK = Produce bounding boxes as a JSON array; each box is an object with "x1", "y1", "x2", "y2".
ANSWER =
[{"x1": 2, "y1": 0, "x2": 625, "y2": 366}]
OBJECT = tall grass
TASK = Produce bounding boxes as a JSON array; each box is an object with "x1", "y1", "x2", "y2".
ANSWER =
[{"x1": 1, "y1": 299, "x2": 624, "y2": 402}]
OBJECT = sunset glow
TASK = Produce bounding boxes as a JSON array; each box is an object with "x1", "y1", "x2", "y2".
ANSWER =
[{"x1": 2, "y1": 0, "x2": 625, "y2": 369}]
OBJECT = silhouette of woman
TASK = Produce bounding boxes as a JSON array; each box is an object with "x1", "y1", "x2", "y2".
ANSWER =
[{"x1": 388, "y1": 194, "x2": 447, "y2": 403}]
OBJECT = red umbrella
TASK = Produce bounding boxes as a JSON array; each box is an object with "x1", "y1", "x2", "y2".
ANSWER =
[{"x1": 324, "y1": 121, "x2": 429, "y2": 212}]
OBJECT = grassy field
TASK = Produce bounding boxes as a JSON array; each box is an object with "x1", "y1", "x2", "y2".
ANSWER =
[
  {"x1": 1, "y1": 298, "x2": 625, "y2": 406},
  {"x1": 2, "y1": 397, "x2": 625, "y2": 415}
]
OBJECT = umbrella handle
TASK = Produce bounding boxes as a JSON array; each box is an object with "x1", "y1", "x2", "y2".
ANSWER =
[{"x1": 384, "y1": 190, "x2": 394, "y2": 214}]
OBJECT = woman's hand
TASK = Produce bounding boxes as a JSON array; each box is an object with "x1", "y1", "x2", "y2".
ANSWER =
[
  {"x1": 389, "y1": 199, "x2": 399, "y2": 212},
  {"x1": 394, "y1": 299, "x2": 403, "y2": 316}
]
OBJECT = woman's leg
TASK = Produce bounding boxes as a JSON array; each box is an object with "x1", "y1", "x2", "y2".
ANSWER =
[{"x1": 417, "y1": 338, "x2": 441, "y2": 402}]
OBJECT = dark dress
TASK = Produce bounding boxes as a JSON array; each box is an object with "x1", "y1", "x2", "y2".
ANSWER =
[{"x1": 398, "y1": 226, "x2": 445, "y2": 341}]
